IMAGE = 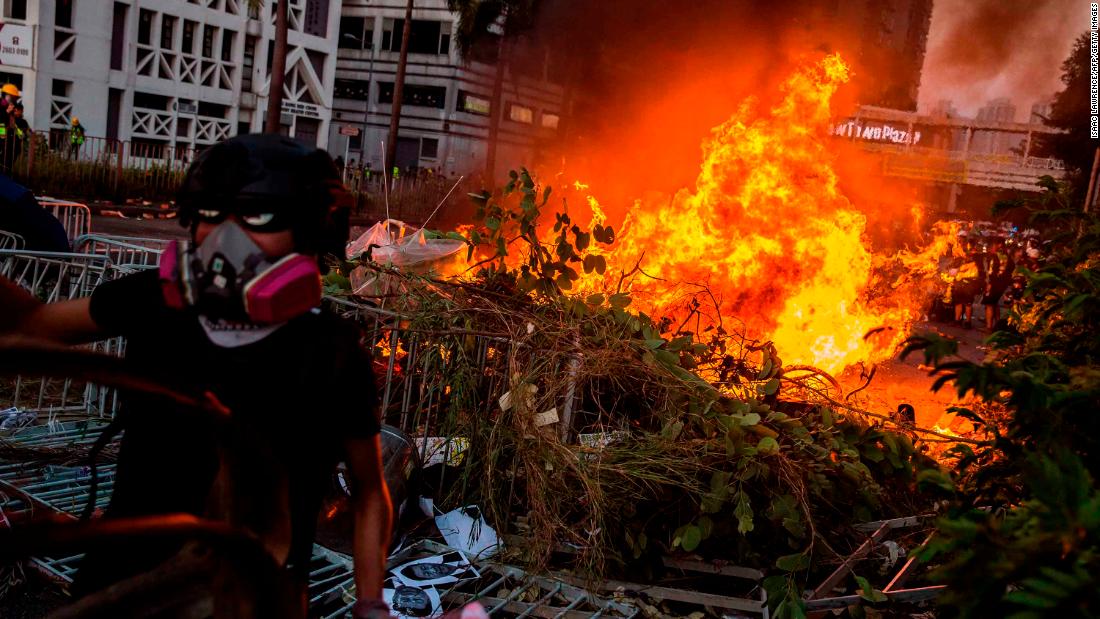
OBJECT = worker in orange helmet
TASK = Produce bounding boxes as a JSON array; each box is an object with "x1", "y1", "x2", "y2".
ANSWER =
[
  {"x1": 69, "y1": 116, "x2": 85, "y2": 160},
  {"x1": 0, "y1": 84, "x2": 21, "y2": 173}
]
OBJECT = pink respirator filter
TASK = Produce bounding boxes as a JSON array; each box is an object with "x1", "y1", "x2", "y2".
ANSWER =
[{"x1": 241, "y1": 253, "x2": 323, "y2": 323}]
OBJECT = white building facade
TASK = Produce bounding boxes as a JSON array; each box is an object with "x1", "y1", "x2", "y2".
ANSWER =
[
  {"x1": 332, "y1": 0, "x2": 565, "y2": 178},
  {"x1": 0, "y1": 0, "x2": 342, "y2": 152}
]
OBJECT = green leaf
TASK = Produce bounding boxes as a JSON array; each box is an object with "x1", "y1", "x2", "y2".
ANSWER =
[
  {"x1": 855, "y1": 575, "x2": 888, "y2": 603},
  {"x1": 697, "y1": 515, "x2": 714, "y2": 540},
  {"x1": 1003, "y1": 590, "x2": 1059, "y2": 609},
  {"x1": 735, "y1": 493, "x2": 754, "y2": 533},
  {"x1": 575, "y1": 231, "x2": 590, "y2": 251},
  {"x1": 776, "y1": 552, "x2": 809, "y2": 572},
  {"x1": 609, "y1": 293, "x2": 632, "y2": 309},
  {"x1": 586, "y1": 293, "x2": 605, "y2": 306},
  {"x1": 739, "y1": 413, "x2": 762, "y2": 426},
  {"x1": 757, "y1": 436, "x2": 780, "y2": 456},
  {"x1": 681, "y1": 524, "x2": 702, "y2": 552},
  {"x1": 761, "y1": 378, "x2": 780, "y2": 396}
]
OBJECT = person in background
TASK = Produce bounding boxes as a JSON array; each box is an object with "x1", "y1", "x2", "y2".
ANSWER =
[
  {"x1": 0, "y1": 85, "x2": 21, "y2": 174},
  {"x1": 950, "y1": 242, "x2": 981, "y2": 330},
  {"x1": 10, "y1": 102, "x2": 30, "y2": 169},
  {"x1": 334, "y1": 155, "x2": 346, "y2": 182},
  {"x1": 981, "y1": 238, "x2": 1013, "y2": 331},
  {"x1": 68, "y1": 116, "x2": 85, "y2": 160},
  {"x1": 0, "y1": 173, "x2": 70, "y2": 252}
]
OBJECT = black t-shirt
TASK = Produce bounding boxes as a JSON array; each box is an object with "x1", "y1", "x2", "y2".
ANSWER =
[{"x1": 86, "y1": 269, "x2": 379, "y2": 577}]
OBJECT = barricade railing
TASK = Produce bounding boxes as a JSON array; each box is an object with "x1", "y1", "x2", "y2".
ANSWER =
[
  {"x1": 0, "y1": 250, "x2": 126, "y2": 417},
  {"x1": 74, "y1": 234, "x2": 167, "y2": 273},
  {"x1": 36, "y1": 197, "x2": 92, "y2": 243},
  {"x1": 323, "y1": 294, "x2": 540, "y2": 477},
  {"x1": 0, "y1": 420, "x2": 357, "y2": 613},
  {"x1": 0, "y1": 229, "x2": 23, "y2": 251},
  {"x1": 5, "y1": 131, "x2": 194, "y2": 203}
]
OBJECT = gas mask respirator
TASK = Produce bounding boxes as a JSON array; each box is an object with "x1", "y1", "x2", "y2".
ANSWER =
[{"x1": 159, "y1": 221, "x2": 322, "y2": 324}]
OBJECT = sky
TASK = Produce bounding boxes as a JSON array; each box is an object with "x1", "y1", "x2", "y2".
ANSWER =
[{"x1": 917, "y1": 0, "x2": 1081, "y2": 120}]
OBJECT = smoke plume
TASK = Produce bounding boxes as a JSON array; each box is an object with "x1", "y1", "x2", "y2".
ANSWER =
[{"x1": 918, "y1": 0, "x2": 1080, "y2": 118}]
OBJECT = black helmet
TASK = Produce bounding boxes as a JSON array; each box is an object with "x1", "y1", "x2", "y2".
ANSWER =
[{"x1": 177, "y1": 134, "x2": 350, "y2": 260}]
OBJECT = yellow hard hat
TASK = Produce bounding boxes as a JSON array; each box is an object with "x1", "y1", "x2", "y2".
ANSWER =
[
  {"x1": 71, "y1": 117, "x2": 79, "y2": 125},
  {"x1": 1, "y1": 84, "x2": 20, "y2": 98}
]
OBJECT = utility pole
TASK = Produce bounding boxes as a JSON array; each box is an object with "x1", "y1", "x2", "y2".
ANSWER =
[
  {"x1": 385, "y1": 0, "x2": 414, "y2": 173},
  {"x1": 264, "y1": 0, "x2": 289, "y2": 133}
]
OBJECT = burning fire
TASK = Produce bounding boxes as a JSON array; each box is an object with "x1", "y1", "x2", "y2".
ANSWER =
[
  {"x1": 437, "y1": 54, "x2": 957, "y2": 377},
  {"x1": 563, "y1": 54, "x2": 929, "y2": 375}
]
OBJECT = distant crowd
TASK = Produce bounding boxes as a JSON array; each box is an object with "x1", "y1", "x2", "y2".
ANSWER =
[{"x1": 930, "y1": 222, "x2": 1044, "y2": 332}]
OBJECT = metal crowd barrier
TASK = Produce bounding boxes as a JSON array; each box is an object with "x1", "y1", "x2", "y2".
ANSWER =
[
  {"x1": 74, "y1": 234, "x2": 167, "y2": 273},
  {"x1": 0, "y1": 421, "x2": 360, "y2": 615},
  {"x1": 326, "y1": 297, "x2": 516, "y2": 439},
  {"x1": 0, "y1": 250, "x2": 125, "y2": 417},
  {"x1": 37, "y1": 197, "x2": 92, "y2": 243},
  {"x1": 0, "y1": 229, "x2": 23, "y2": 251}
]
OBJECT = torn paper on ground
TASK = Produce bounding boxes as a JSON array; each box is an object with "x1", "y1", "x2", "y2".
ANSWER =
[
  {"x1": 384, "y1": 577, "x2": 442, "y2": 619},
  {"x1": 391, "y1": 551, "x2": 479, "y2": 588},
  {"x1": 435, "y1": 505, "x2": 500, "y2": 560}
]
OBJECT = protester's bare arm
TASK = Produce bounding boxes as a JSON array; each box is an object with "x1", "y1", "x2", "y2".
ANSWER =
[
  {"x1": 0, "y1": 277, "x2": 101, "y2": 343},
  {"x1": 346, "y1": 434, "x2": 393, "y2": 607}
]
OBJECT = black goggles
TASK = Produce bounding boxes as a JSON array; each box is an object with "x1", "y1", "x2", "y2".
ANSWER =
[{"x1": 191, "y1": 204, "x2": 293, "y2": 232}]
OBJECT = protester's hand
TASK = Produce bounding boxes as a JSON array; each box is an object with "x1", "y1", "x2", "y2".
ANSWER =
[{"x1": 352, "y1": 598, "x2": 393, "y2": 619}]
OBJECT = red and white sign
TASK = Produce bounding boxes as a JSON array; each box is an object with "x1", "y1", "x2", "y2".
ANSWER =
[
  {"x1": 0, "y1": 23, "x2": 33, "y2": 68},
  {"x1": 339, "y1": 125, "x2": 360, "y2": 137}
]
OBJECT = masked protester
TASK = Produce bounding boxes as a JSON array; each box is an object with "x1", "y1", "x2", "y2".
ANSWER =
[{"x1": 0, "y1": 134, "x2": 393, "y2": 618}]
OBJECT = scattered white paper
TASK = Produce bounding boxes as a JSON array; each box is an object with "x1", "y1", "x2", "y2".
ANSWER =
[
  {"x1": 434, "y1": 506, "x2": 500, "y2": 560},
  {"x1": 578, "y1": 431, "x2": 629, "y2": 450},
  {"x1": 419, "y1": 496, "x2": 437, "y2": 519},
  {"x1": 391, "y1": 552, "x2": 479, "y2": 588},
  {"x1": 0, "y1": 407, "x2": 34, "y2": 430},
  {"x1": 414, "y1": 436, "x2": 470, "y2": 467},
  {"x1": 532, "y1": 408, "x2": 559, "y2": 427},
  {"x1": 498, "y1": 384, "x2": 537, "y2": 412},
  {"x1": 383, "y1": 577, "x2": 442, "y2": 619}
]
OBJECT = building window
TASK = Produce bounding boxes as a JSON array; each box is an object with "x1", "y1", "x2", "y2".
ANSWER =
[
  {"x1": 541, "y1": 113, "x2": 560, "y2": 129},
  {"x1": 421, "y1": 137, "x2": 439, "y2": 160},
  {"x1": 221, "y1": 30, "x2": 235, "y2": 61},
  {"x1": 457, "y1": 91, "x2": 490, "y2": 116},
  {"x1": 52, "y1": 79, "x2": 71, "y2": 98},
  {"x1": 160, "y1": 15, "x2": 176, "y2": 49},
  {"x1": 182, "y1": 20, "x2": 196, "y2": 54},
  {"x1": 339, "y1": 16, "x2": 365, "y2": 49},
  {"x1": 202, "y1": 24, "x2": 215, "y2": 58},
  {"x1": 383, "y1": 19, "x2": 448, "y2": 55},
  {"x1": 378, "y1": 82, "x2": 446, "y2": 109},
  {"x1": 110, "y1": 2, "x2": 127, "y2": 70},
  {"x1": 508, "y1": 103, "x2": 533, "y2": 124},
  {"x1": 303, "y1": 0, "x2": 328, "y2": 38},
  {"x1": 5, "y1": 0, "x2": 27, "y2": 20},
  {"x1": 0, "y1": 72, "x2": 21, "y2": 90},
  {"x1": 133, "y1": 91, "x2": 171, "y2": 110},
  {"x1": 55, "y1": 0, "x2": 73, "y2": 28},
  {"x1": 198, "y1": 102, "x2": 228, "y2": 118},
  {"x1": 138, "y1": 9, "x2": 153, "y2": 45},
  {"x1": 242, "y1": 35, "x2": 256, "y2": 91},
  {"x1": 334, "y1": 78, "x2": 370, "y2": 101}
]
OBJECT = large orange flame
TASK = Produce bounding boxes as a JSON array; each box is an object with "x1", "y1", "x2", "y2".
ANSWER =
[{"x1": 573, "y1": 54, "x2": 927, "y2": 375}]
